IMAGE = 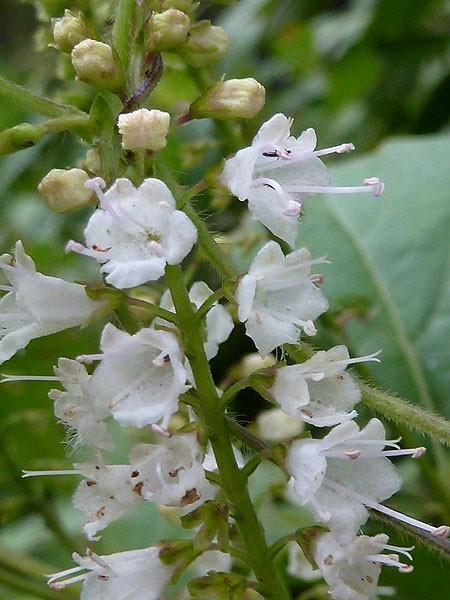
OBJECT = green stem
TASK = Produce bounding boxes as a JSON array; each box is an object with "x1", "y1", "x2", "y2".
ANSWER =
[
  {"x1": 125, "y1": 296, "x2": 179, "y2": 324},
  {"x1": 165, "y1": 264, "x2": 290, "y2": 600},
  {"x1": 112, "y1": 0, "x2": 136, "y2": 77},
  {"x1": 220, "y1": 379, "x2": 250, "y2": 409},
  {"x1": 40, "y1": 114, "x2": 91, "y2": 135},
  {"x1": 0, "y1": 76, "x2": 85, "y2": 119},
  {"x1": 183, "y1": 203, "x2": 238, "y2": 280},
  {"x1": 196, "y1": 288, "x2": 225, "y2": 321},
  {"x1": 359, "y1": 380, "x2": 450, "y2": 447},
  {"x1": 154, "y1": 155, "x2": 239, "y2": 280}
]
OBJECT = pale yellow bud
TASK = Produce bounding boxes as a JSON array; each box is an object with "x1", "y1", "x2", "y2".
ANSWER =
[
  {"x1": 71, "y1": 39, "x2": 123, "y2": 92},
  {"x1": 146, "y1": 9, "x2": 191, "y2": 52},
  {"x1": 177, "y1": 21, "x2": 228, "y2": 67},
  {"x1": 191, "y1": 78, "x2": 266, "y2": 120},
  {"x1": 239, "y1": 352, "x2": 276, "y2": 379},
  {"x1": 117, "y1": 108, "x2": 171, "y2": 151},
  {"x1": 255, "y1": 408, "x2": 303, "y2": 442},
  {"x1": 38, "y1": 168, "x2": 94, "y2": 213},
  {"x1": 52, "y1": 10, "x2": 90, "y2": 53}
]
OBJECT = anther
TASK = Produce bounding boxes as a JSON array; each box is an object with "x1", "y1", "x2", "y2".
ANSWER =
[
  {"x1": 412, "y1": 447, "x2": 426, "y2": 459},
  {"x1": 345, "y1": 449, "x2": 361, "y2": 459},
  {"x1": 364, "y1": 177, "x2": 385, "y2": 197}
]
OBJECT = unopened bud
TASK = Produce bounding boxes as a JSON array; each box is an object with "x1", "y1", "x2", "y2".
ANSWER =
[
  {"x1": 255, "y1": 408, "x2": 303, "y2": 441},
  {"x1": 0, "y1": 123, "x2": 43, "y2": 154},
  {"x1": 177, "y1": 21, "x2": 228, "y2": 67},
  {"x1": 191, "y1": 78, "x2": 265, "y2": 120},
  {"x1": 239, "y1": 352, "x2": 276, "y2": 379},
  {"x1": 81, "y1": 148, "x2": 101, "y2": 173},
  {"x1": 117, "y1": 108, "x2": 170, "y2": 151},
  {"x1": 38, "y1": 168, "x2": 94, "y2": 212},
  {"x1": 146, "y1": 9, "x2": 191, "y2": 52},
  {"x1": 52, "y1": 10, "x2": 90, "y2": 53},
  {"x1": 71, "y1": 39, "x2": 124, "y2": 92}
]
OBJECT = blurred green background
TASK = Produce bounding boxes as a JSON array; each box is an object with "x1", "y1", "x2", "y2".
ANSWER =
[{"x1": 0, "y1": 1, "x2": 449, "y2": 598}]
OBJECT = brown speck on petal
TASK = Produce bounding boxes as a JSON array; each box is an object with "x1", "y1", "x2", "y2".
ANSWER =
[
  {"x1": 133, "y1": 481, "x2": 144, "y2": 495},
  {"x1": 181, "y1": 488, "x2": 200, "y2": 506}
]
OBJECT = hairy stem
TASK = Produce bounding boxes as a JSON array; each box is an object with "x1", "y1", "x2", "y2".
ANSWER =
[{"x1": 165, "y1": 264, "x2": 290, "y2": 600}]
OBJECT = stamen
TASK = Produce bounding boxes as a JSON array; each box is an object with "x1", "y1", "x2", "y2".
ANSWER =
[
  {"x1": 22, "y1": 469, "x2": 82, "y2": 478},
  {"x1": 282, "y1": 178, "x2": 384, "y2": 197},
  {"x1": 345, "y1": 449, "x2": 360, "y2": 459},
  {"x1": 283, "y1": 200, "x2": 302, "y2": 217},
  {"x1": 65, "y1": 240, "x2": 110, "y2": 260},
  {"x1": 85, "y1": 177, "x2": 123, "y2": 222},
  {"x1": 1, "y1": 373, "x2": 60, "y2": 383},
  {"x1": 0, "y1": 284, "x2": 13, "y2": 292},
  {"x1": 310, "y1": 273, "x2": 324, "y2": 285},
  {"x1": 151, "y1": 423, "x2": 171, "y2": 437},
  {"x1": 325, "y1": 480, "x2": 449, "y2": 538},
  {"x1": 76, "y1": 353, "x2": 106, "y2": 363}
]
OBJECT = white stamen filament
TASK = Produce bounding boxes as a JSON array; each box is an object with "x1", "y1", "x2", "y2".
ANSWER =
[
  {"x1": 151, "y1": 423, "x2": 171, "y2": 437},
  {"x1": 325, "y1": 479, "x2": 449, "y2": 538},
  {"x1": 65, "y1": 240, "x2": 110, "y2": 260},
  {"x1": 48, "y1": 569, "x2": 87, "y2": 589},
  {"x1": 85, "y1": 177, "x2": 123, "y2": 222},
  {"x1": 322, "y1": 446, "x2": 426, "y2": 460},
  {"x1": 0, "y1": 284, "x2": 13, "y2": 292},
  {"x1": 22, "y1": 469, "x2": 82, "y2": 478},
  {"x1": 1, "y1": 373, "x2": 60, "y2": 383},
  {"x1": 365, "y1": 553, "x2": 413, "y2": 572},
  {"x1": 282, "y1": 178, "x2": 384, "y2": 197}
]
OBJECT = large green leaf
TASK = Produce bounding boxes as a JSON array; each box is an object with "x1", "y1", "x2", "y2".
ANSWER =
[{"x1": 298, "y1": 134, "x2": 450, "y2": 417}]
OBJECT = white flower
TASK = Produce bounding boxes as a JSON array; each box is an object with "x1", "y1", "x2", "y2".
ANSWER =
[
  {"x1": 84, "y1": 323, "x2": 189, "y2": 430},
  {"x1": 0, "y1": 241, "x2": 100, "y2": 365},
  {"x1": 313, "y1": 532, "x2": 414, "y2": 600},
  {"x1": 286, "y1": 419, "x2": 436, "y2": 543},
  {"x1": 236, "y1": 241, "x2": 328, "y2": 356},
  {"x1": 129, "y1": 432, "x2": 216, "y2": 509},
  {"x1": 271, "y1": 346, "x2": 380, "y2": 427},
  {"x1": 73, "y1": 462, "x2": 141, "y2": 541},
  {"x1": 221, "y1": 113, "x2": 383, "y2": 245},
  {"x1": 49, "y1": 358, "x2": 113, "y2": 452},
  {"x1": 66, "y1": 177, "x2": 197, "y2": 289},
  {"x1": 154, "y1": 281, "x2": 233, "y2": 360},
  {"x1": 47, "y1": 547, "x2": 173, "y2": 599}
]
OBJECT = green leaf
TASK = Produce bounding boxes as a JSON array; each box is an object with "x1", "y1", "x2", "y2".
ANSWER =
[{"x1": 297, "y1": 134, "x2": 450, "y2": 418}]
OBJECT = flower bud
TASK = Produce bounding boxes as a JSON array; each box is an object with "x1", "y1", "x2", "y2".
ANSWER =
[
  {"x1": 71, "y1": 39, "x2": 124, "y2": 92},
  {"x1": 255, "y1": 408, "x2": 303, "y2": 441},
  {"x1": 190, "y1": 78, "x2": 265, "y2": 120},
  {"x1": 238, "y1": 352, "x2": 276, "y2": 379},
  {"x1": 52, "y1": 10, "x2": 90, "y2": 53},
  {"x1": 38, "y1": 168, "x2": 94, "y2": 212},
  {"x1": 176, "y1": 21, "x2": 228, "y2": 67},
  {"x1": 0, "y1": 123, "x2": 43, "y2": 155},
  {"x1": 146, "y1": 9, "x2": 191, "y2": 52},
  {"x1": 117, "y1": 108, "x2": 171, "y2": 151}
]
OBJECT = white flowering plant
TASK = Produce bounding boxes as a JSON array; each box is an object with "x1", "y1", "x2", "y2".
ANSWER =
[{"x1": 0, "y1": 2, "x2": 449, "y2": 600}]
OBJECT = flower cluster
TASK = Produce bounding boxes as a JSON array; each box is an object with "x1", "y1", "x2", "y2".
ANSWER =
[{"x1": 1, "y1": 112, "x2": 447, "y2": 600}]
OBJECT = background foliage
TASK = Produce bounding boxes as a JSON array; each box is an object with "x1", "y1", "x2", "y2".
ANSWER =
[{"x1": 0, "y1": 0, "x2": 449, "y2": 598}]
